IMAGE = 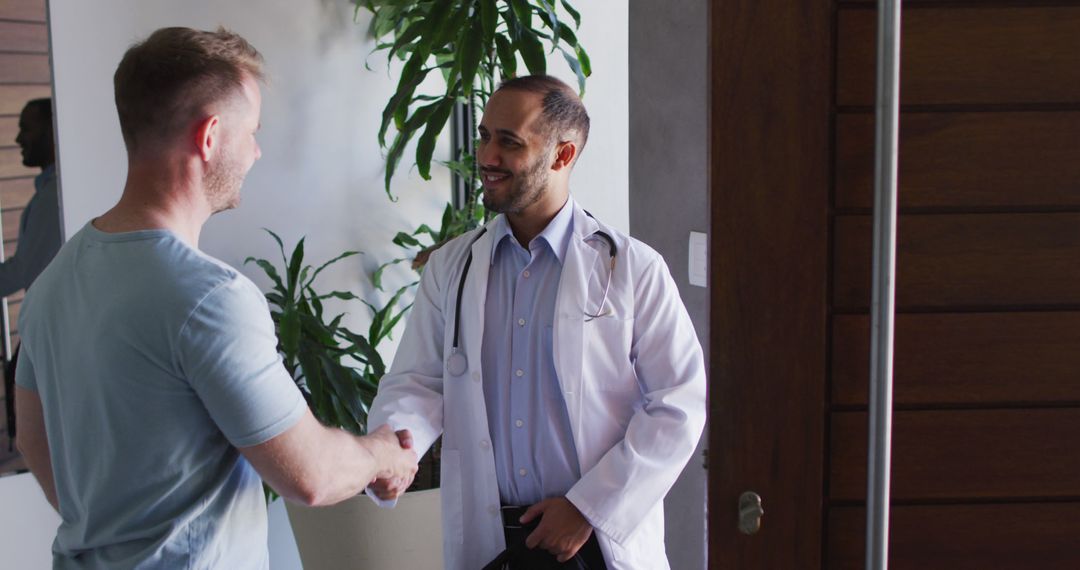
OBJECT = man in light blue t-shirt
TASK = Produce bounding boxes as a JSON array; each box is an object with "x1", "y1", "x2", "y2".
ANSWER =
[{"x1": 13, "y1": 27, "x2": 418, "y2": 569}]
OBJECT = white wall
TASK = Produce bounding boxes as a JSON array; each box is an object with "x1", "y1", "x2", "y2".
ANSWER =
[{"x1": 1, "y1": 0, "x2": 627, "y2": 567}]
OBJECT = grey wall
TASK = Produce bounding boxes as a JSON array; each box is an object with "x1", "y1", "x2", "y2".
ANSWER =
[{"x1": 629, "y1": 1, "x2": 709, "y2": 569}]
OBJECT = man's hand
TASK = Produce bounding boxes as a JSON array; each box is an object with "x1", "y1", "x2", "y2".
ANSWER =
[
  {"x1": 367, "y1": 426, "x2": 417, "y2": 500},
  {"x1": 521, "y1": 497, "x2": 593, "y2": 563}
]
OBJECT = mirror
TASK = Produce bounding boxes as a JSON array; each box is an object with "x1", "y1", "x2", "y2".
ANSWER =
[{"x1": 0, "y1": 0, "x2": 60, "y2": 476}]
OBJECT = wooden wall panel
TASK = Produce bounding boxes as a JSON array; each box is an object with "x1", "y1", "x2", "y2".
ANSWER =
[
  {"x1": 8, "y1": 300, "x2": 21, "y2": 333},
  {"x1": 833, "y1": 312, "x2": 1080, "y2": 406},
  {"x1": 830, "y1": 409, "x2": 1080, "y2": 501},
  {"x1": 0, "y1": 85, "x2": 50, "y2": 114},
  {"x1": 2, "y1": 209, "x2": 22, "y2": 241},
  {"x1": 4, "y1": 240, "x2": 16, "y2": 259},
  {"x1": 0, "y1": 148, "x2": 34, "y2": 178},
  {"x1": 836, "y1": 112, "x2": 1080, "y2": 209},
  {"x1": 834, "y1": 213, "x2": 1080, "y2": 310},
  {"x1": 827, "y1": 503, "x2": 1080, "y2": 570},
  {"x1": 0, "y1": 0, "x2": 47, "y2": 22},
  {"x1": 837, "y1": 8, "x2": 1080, "y2": 106},
  {"x1": 0, "y1": 21, "x2": 49, "y2": 53},
  {"x1": 0, "y1": 53, "x2": 50, "y2": 84},
  {"x1": 0, "y1": 116, "x2": 18, "y2": 143},
  {"x1": 0, "y1": 178, "x2": 34, "y2": 207}
]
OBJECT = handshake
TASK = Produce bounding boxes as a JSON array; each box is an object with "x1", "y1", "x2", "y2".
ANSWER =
[{"x1": 364, "y1": 424, "x2": 420, "y2": 501}]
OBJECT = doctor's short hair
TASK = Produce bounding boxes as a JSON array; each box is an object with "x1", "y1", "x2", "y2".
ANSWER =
[
  {"x1": 496, "y1": 75, "x2": 590, "y2": 153},
  {"x1": 113, "y1": 26, "x2": 264, "y2": 153}
]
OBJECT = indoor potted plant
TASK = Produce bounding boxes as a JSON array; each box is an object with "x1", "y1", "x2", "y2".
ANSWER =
[{"x1": 246, "y1": 230, "x2": 441, "y2": 569}]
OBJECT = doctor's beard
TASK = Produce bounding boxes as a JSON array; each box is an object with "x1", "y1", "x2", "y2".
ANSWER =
[{"x1": 482, "y1": 151, "x2": 551, "y2": 215}]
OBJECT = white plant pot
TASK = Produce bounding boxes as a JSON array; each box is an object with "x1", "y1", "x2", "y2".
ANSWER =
[{"x1": 285, "y1": 488, "x2": 443, "y2": 570}]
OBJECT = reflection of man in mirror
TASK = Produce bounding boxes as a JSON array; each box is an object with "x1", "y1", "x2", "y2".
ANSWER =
[{"x1": 3, "y1": 98, "x2": 63, "y2": 451}]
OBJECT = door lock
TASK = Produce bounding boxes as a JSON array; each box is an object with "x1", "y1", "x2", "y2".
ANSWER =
[{"x1": 737, "y1": 491, "x2": 764, "y2": 535}]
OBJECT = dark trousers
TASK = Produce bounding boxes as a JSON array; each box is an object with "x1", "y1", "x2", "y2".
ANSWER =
[{"x1": 482, "y1": 505, "x2": 608, "y2": 570}]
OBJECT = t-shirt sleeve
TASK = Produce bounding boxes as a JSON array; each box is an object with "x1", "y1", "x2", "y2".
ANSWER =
[
  {"x1": 175, "y1": 275, "x2": 306, "y2": 448},
  {"x1": 14, "y1": 342, "x2": 36, "y2": 391}
]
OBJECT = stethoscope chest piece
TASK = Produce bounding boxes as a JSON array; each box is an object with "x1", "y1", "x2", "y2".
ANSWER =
[{"x1": 446, "y1": 349, "x2": 468, "y2": 377}]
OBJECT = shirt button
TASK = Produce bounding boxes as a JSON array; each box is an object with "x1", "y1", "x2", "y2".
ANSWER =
[
  {"x1": 523, "y1": 270, "x2": 531, "y2": 278},
  {"x1": 480, "y1": 439, "x2": 490, "y2": 449},
  {"x1": 518, "y1": 318, "x2": 526, "y2": 326},
  {"x1": 489, "y1": 505, "x2": 499, "y2": 515},
  {"x1": 518, "y1": 468, "x2": 527, "y2": 477},
  {"x1": 472, "y1": 371, "x2": 481, "y2": 381},
  {"x1": 515, "y1": 419, "x2": 524, "y2": 428},
  {"x1": 515, "y1": 369, "x2": 524, "y2": 377}
]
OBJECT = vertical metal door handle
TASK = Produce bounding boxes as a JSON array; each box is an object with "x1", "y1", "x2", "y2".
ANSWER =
[{"x1": 737, "y1": 491, "x2": 764, "y2": 535}]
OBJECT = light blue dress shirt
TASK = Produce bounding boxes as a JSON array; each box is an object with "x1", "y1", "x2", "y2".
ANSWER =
[{"x1": 481, "y1": 198, "x2": 582, "y2": 506}]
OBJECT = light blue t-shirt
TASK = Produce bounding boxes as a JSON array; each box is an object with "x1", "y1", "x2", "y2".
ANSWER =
[{"x1": 16, "y1": 223, "x2": 306, "y2": 569}]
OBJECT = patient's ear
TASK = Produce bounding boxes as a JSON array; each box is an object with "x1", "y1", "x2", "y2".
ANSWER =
[{"x1": 194, "y1": 115, "x2": 220, "y2": 162}]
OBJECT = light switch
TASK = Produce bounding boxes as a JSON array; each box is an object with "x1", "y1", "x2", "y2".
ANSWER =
[{"x1": 689, "y1": 231, "x2": 707, "y2": 287}]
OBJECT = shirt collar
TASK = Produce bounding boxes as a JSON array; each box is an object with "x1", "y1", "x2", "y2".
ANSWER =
[
  {"x1": 35, "y1": 164, "x2": 56, "y2": 188},
  {"x1": 490, "y1": 196, "x2": 575, "y2": 265}
]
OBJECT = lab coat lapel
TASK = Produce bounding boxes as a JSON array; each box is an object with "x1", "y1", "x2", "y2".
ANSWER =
[
  {"x1": 554, "y1": 205, "x2": 600, "y2": 434},
  {"x1": 461, "y1": 221, "x2": 496, "y2": 378}
]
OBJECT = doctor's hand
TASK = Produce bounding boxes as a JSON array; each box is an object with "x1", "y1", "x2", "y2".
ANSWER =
[
  {"x1": 367, "y1": 427, "x2": 417, "y2": 500},
  {"x1": 521, "y1": 497, "x2": 593, "y2": 563}
]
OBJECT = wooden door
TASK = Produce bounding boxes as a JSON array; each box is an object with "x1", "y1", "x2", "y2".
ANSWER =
[{"x1": 709, "y1": 0, "x2": 1080, "y2": 568}]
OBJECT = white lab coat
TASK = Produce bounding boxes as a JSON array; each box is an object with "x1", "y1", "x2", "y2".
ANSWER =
[{"x1": 369, "y1": 201, "x2": 706, "y2": 570}]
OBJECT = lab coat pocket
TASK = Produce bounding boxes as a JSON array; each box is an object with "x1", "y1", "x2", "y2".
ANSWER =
[
  {"x1": 582, "y1": 316, "x2": 636, "y2": 392},
  {"x1": 441, "y1": 449, "x2": 464, "y2": 545}
]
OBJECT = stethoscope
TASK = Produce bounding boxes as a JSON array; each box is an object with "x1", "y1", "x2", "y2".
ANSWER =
[{"x1": 445, "y1": 214, "x2": 618, "y2": 377}]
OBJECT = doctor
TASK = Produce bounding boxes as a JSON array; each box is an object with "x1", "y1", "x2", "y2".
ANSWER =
[{"x1": 369, "y1": 75, "x2": 706, "y2": 569}]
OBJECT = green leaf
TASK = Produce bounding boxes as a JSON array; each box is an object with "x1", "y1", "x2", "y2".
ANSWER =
[
  {"x1": 560, "y1": 46, "x2": 586, "y2": 96},
  {"x1": 560, "y1": 0, "x2": 581, "y2": 28},
  {"x1": 575, "y1": 43, "x2": 591, "y2": 77},
  {"x1": 262, "y1": 228, "x2": 288, "y2": 266},
  {"x1": 432, "y1": 1, "x2": 470, "y2": 48},
  {"x1": 538, "y1": 9, "x2": 578, "y2": 47},
  {"x1": 286, "y1": 237, "x2": 306, "y2": 298},
  {"x1": 392, "y1": 231, "x2": 422, "y2": 248},
  {"x1": 380, "y1": 301, "x2": 414, "y2": 342},
  {"x1": 438, "y1": 202, "x2": 454, "y2": 240},
  {"x1": 385, "y1": 14, "x2": 424, "y2": 62},
  {"x1": 317, "y1": 291, "x2": 363, "y2": 302},
  {"x1": 369, "y1": 5, "x2": 403, "y2": 39},
  {"x1": 280, "y1": 309, "x2": 301, "y2": 359},
  {"x1": 416, "y1": 98, "x2": 455, "y2": 180},
  {"x1": 480, "y1": 0, "x2": 497, "y2": 45},
  {"x1": 298, "y1": 312, "x2": 337, "y2": 347},
  {"x1": 516, "y1": 27, "x2": 546, "y2": 75},
  {"x1": 243, "y1": 257, "x2": 285, "y2": 292},
  {"x1": 458, "y1": 19, "x2": 484, "y2": 97},
  {"x1": 384, "y1": 129, "x2": 413, "y2": 196},
  {"x1": 309, "y1": 287, "x2": 324, "y2": 319},
  {"x1": 306, "y1": 250, "x2": 362, "y2": 289},
  {"x1": 371, "y1": 284, "x2": 411, "y2": 345},
  {"x1": 321, "y1": 357, "x2": 366, "y2": 434},
  {"x1": 265, "y1": 292, "x2": 286, "y2": 308},
  {"x1": 509, "y1": 0, "x2": 532, "y2": 28},
  {"x1": 378, "y1": 53, "x2": 432, "y2": 147},
  {"x1": 494, "y1": 35, "x2": 517, "y2": 78},
  {"x1": 536, "y1": 0, "x2": 560, "y2": 53},
  {"x1": 372, "y1": 257, "x2": 410, "y2": 291}
]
